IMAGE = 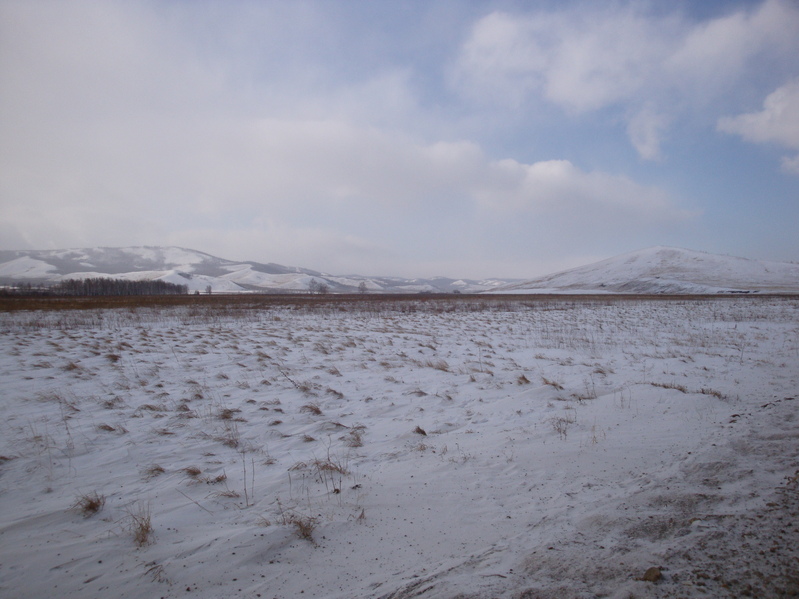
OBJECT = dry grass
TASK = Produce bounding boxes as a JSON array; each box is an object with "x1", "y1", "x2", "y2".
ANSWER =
[
  {"x1": 0, "y1": 292, "x2": 759, "y2": 319},
  {"x1": 310, "y1": 457, "x2": 350, "y2": 491},
  {"x1": 183, "y1": 466, "x2": 202, "y2": 477},
  {"x1": 211, "y1": 490, "x2": 240, "y2": 498},
  {"x1": 279, "y1": 510, "x2": 318, "y2": 542},
  {"x1": 72, "y1": 491, "x2": 105, "y2": 517},
  {"x1": 344, "y1": 429, "x2": 364, "y2": 448},
  {"x1": 300, "y1": 403, "x2": 323, "y2": 416},
  {"x1": 549, "y1": 413, "x2": 576, "y2": 440},
  {"x1": 199, "y1": 473, "x2": 228, "y2": 484},
  {"x1": 216, "y1": 422, "x2": 241, "y2": 448},
  {"x1": 143, "y1": 464, "x2": 165, "y2": 479},
  {"x1": 217, "y1": 407, "x2": 241, "y2": 420},
  {"x1": 421, "y1": 358, "x2": 450, "y2": 372},
  {"x1": 126, "y1": 502, "x2": 154, "y2": 547},
  {"x1": 649, "y1": 381, "x2": 688, "y2": 393},
  {"x1": 542, "y1": 377, "x2": 565, "y2": 391}
]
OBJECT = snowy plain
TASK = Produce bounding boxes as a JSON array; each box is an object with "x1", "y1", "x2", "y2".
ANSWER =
[{"x1": 0, "y1": 296, "x2": 797, "y2": 598}]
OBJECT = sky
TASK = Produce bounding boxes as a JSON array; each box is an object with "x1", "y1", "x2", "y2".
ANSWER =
[{"x1": 1, "y1": 0, "x2": 798, "y2": 279}]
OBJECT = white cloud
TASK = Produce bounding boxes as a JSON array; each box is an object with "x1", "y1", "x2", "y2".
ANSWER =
[
  {"x1": 167, "y1": 221, "x2": 393, "y2": 276},
  {"x1": 453, "y1": 9, "x2": 661, "y2": 112},
  {"x1": 717, "y1": 79, "x2": 799, "y2": 147},
  {"x1": 0, "y1": 1, "x2": 706, "y2": 277},
  {"x1": 474, "y1": 158, "x2": 690, "y2": 222},
  {"x1": 718, "y1": 79, "x2": 799, "y2": 175},
  {"x1": 665, "y1": 0, "x2": 799, "y2": 97},
  {"x1": 781, "y1": 154, "x2": 799, "y2": 176},
  {"x1": 454, "y1": 1, "x2": 799, "y2": 159},
  {"x1": 627, "y1": 108, "x2": 670, "y2": 162}
]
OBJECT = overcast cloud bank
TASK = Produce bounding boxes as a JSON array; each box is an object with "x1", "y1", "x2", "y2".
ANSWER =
[{"x1": 1, "y1": 0, "x2": 797, "y2": 278}]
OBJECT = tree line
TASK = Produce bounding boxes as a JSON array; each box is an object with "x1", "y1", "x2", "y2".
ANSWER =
[{"x1": 0, "y1": 278, "x2": 188, "y2": 297}]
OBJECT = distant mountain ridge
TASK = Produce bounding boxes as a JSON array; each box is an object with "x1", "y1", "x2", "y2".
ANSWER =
[
  {"x1": 0, "y1": 246, "x2": 514, "y2": 294},
  {"x1": 1, "y1": 245, "x2": 797, "y2": 295},
  {"x1": 491, "y1": 246, "x2": 799, "y2": 294}
]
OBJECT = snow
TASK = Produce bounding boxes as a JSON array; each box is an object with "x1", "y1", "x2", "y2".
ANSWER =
[
  {"x1": 101, "y1": 246, "x2": 211, "y2": 271},
  {"x1": 496, "y1": 246, "x2": 799, "y2": 294},
  {"x1": 0, "y1": 247, "x2": 511, "y2": 293},
  {"x1": 158, "y1": 271, "x2": 247, "y2": 293},
  {"x1": 157, "y1": 247, "x2": 212, "y2": 269},
  {"x1": 0, "y1": 256, "x2": 56, "y2": 279},
  {"x1": 9, "y1": 245, "x2": 796, "y2": 295},
  {"x1": 220, "y1": 267, "x2": 312, "y2": 290},
  {"x1": 0, "y1": 297, "x2": 797, "y2": 598}
]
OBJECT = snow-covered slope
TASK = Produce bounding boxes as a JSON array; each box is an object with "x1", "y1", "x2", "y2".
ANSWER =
[
  {"x1": 493, "y1": 247, "x2": 799, "y2": 294},
  {"x1": 4, "y1": 245, "x2": 796, "y2": 295},
  {"x1": 0, "y1": 247, "x2": 322, "y2": 293},
  {"x1": 0, "y1": 247, "x2": 515, "y2": 293},
  {"x1": 1, "y1": 298, "x2": 797, "y2": 598}
]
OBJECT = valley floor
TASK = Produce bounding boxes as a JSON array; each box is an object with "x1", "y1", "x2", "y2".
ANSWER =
[{"x1": 0, "y1": 297, "x2": 797, "y2": 598}]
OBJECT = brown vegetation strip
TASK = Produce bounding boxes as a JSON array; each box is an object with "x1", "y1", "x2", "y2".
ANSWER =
[{"x1": 0, "y1": 292, "x2": 788, "y2": 313}]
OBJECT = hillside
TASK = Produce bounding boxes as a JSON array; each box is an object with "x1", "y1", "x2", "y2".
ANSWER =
[
  {"x1": 492, "y1": 246, "x2": 799, "y2": 294},
  {"x1": 0, "y1": 247, "x2": 512, "y2": 294}
]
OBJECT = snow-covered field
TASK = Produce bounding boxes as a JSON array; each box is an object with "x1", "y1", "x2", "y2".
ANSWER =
[{"x1": 1, "y1": 297, "x2": 797, "y2": 598}]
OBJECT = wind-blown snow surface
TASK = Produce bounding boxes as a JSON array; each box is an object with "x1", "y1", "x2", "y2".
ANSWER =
[
  {"x1": 1, "y1": 298, "x2": 797, "y2": 598},
  {"x1": 494, "y1": 246, "x2": 799, "y2": 294}
]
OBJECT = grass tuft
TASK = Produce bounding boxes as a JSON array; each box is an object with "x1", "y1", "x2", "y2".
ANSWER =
[
  {"x1": 144, "y1": 464, "x2": 165, "y2": 479},
  {"x1": 344, "y1": 429, "x2": 364, "y2": 447},
  {"x1": 542, "y1": 377, "x2": 564, "y2": 391},
  {"x1": 72, "y1": 491, "x2": 105, "y2": 517},
  {"x1": 300, "y1": 403, "x2": 323, "y2": 416},
  {"x1": 183, "y1": 466, "x2": 202, "y2": 477},
  {"x1": 126, "y1": 502, "x2": 154, "y2": 547},
  {"x1": 280, "y1": 511, "x2": 318, "y2": 542}
]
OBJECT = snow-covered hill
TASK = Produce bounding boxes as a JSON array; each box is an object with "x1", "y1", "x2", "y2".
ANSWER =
[
  {"x1": 3, "y1": 245, "x2": 797, "y2": 295},
  {"x1": 0, "y1": 247, "x2": 513, "y2": 294},
  {"x1": 493, "y1": 246, "x2": 799, "y2": 294}
]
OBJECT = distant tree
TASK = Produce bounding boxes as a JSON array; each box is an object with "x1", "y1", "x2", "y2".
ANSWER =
[
  {"x1": 46, "y1": 277, "x2": 187, "y2": 296},
  {"x1": 308, "y1": 279, "x2": 329, "y2": 295},
  {"x1": 205, "y1": 285, "x2": 213, "y2": 295},
  {"x1": 358, "y1": 281, "x2": 368, "y2": 294}
]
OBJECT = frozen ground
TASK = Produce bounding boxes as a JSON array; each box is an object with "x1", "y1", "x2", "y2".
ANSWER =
[{"x1": 0, "y1": 297, "x2": 797, "y2": 598}]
